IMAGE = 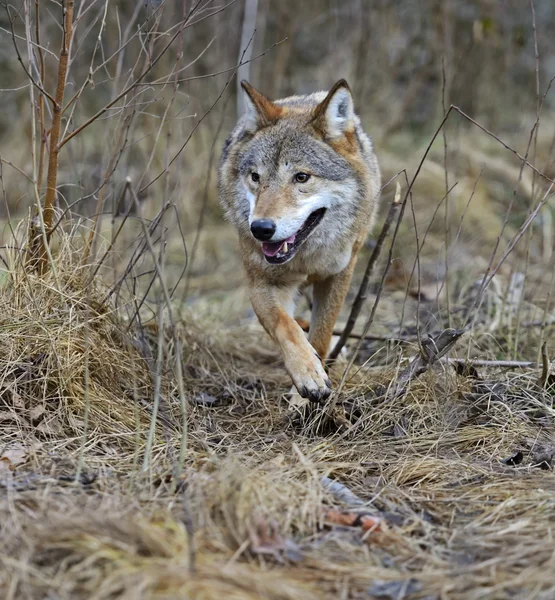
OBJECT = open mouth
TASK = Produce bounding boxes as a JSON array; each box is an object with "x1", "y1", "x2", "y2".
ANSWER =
[{"x1": 261, "y1": 208, "x2": 327, "y2": 265}]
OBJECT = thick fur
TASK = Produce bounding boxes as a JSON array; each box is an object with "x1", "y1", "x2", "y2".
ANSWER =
[{"x1": 219, "y1": 80, "x2": 381, "y2": 402}]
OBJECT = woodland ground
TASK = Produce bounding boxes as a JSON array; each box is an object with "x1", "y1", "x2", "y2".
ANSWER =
[
  {"x1": 0, "y1": 123, "x2": 554, "y2": 599},
  {"x1": 1, "y1": 2, "x2": 555, "y2": 598}
]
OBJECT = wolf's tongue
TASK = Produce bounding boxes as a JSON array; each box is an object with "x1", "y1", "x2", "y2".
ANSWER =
[
  {"x1": 261, "y1": 241, "x2": 282, "y2": 257},
  {"x1": 261, "y1": 234, "x2": 296, "y2": 257}
]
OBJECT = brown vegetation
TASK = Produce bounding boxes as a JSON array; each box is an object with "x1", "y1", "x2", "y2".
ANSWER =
[{"x1": 0, "y1": 1, "x2": 554, "y2": 599}]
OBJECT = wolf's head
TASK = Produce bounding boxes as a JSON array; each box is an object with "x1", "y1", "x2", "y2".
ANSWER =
[{"x1": 223, "y1": 80, "x2": 372, "y2": 265}]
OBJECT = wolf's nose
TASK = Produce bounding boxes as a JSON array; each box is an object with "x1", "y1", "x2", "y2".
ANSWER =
[{"x1": 250, "y1": 219, "x2": 276, "y2": 241}]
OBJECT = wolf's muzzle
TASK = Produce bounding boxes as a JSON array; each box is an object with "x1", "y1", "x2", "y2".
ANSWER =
[{"x1": 250, "y1": 219, "x2": 276, "y2": 241}]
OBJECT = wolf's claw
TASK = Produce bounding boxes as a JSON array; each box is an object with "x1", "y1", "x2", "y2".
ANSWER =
[
  {"x1": 286, "y1": 348, "x2": 332, "y2": 404},
  {"x1": 307, "y1": 387, "x2": 330, "y2": 403},
  {"x1": 296, "y1": 387, "x2": 326, "y2": 403},
  {"x1": 293, "y1": 385, "x2": 331, "y2": 404}
]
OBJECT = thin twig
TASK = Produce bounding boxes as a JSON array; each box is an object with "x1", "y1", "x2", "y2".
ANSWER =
[
  {"x1": 438, "y1": 103, "x2": 555, "y2": 330},
  {"x1": 88, "y1": 178, "x2": 133, "y2": 281},
  {"x1": 61, "y1": 0, "x2": 146, "y2": 117},
  {"x1": 145, "y1": 40, "x2": 285, "y2": 86},
  {"x1": 143, "y1": 284, "x2": 165, "y2": 473},
  {"x1": 329, "y1": 181, "x2": 402, "y2": 360},
  {"x1": 81, "y1": 111, "x2": 133, "y2": 265},
  {"x1": 441, "y1": 52, "x2": 452, "y2": 327},
  {"x1": 540, "y1": 343, "x2": 549, "y2": 387},
  {"x1": 0, "y1": 157, "x2": 33, "y2": 183},
  {"x1": 332, "y1": 329, "x2": 417, "y2": 344},
  {"x1": 139, "y1": 31, "x2": 269, "y2": 195},
  {"x1": 451, "y1": 105, "x2": 555, "y2": 185},
  {"x1": 335, "y1": 177, "x2": 410, "y2": 398},
  {"x1": 513, "y1": 0, "x2": 542, "y2": 360},
  {"x1": 5, "y1": 5, "x2": 57, "y2": 106},
  {"x1": 58, "y1": 16, "x2": 186, "y2": 150},
  {"x1": 129, "y1": 187, "x2": 188, "y2": 470},
  {"x1": 182, "y1": 78, "x2": 235, "y2": 300},
  {"x1": 106, "y1": 205, "x2": 168, "y2": 304},
  {"x1": 482, "y1": 182, "x2": 555, "y2": 293},
  {"x1": 237, "y1": 0, "x2": 258, "y2": 118}
]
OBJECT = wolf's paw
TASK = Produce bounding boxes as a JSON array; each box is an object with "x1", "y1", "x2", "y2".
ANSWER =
[{"x1": 286, "y1": 352, "x2": 332, "y2": 403}]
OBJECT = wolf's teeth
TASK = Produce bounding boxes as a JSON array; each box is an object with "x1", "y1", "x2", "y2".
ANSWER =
[{"x1": 282, "y1": 242, "x2": 288, "y2": 253}]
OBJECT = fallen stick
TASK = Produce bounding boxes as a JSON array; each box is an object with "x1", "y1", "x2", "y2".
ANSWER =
[
  {"x1": 444, "y1": 357, "x2": 538, "y2": 369},
  {"x1": 321, "y1": 476, "x2": 365, "y2": 507},
  {"x1": 387, "y1": 328, "x2": 465, "y2": 400},
  {"x1": 321, "y1": 477, "x2": 383, "y2": 533},
  {"x1": 332, "y1": 329, "x2": 418, "y2": 344}
]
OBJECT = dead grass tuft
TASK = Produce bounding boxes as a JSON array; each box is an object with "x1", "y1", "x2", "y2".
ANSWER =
[
  {"x1": 0, "y1": 223, "x2": 554, "y2": 599},
  {"x1": 0, "y1": 223, "x2": 155, "y2": 459}
]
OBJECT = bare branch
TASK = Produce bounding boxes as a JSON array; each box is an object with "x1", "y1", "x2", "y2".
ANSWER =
[
  {"x1": 139, "y1": 31, "x2": 259, "y2": 194},
  {"x1": 58, "y1": 15, "x2": 187, "y2": 149},
  {"x1": 0, "y1": 157, "x2": 33, "y2": 183},
  {"x1": 5, "y1": 5, "x2": 57, "y2": 106},
  {"x1": 452, "y1": 105, "x2": 555, "y2": 186}
]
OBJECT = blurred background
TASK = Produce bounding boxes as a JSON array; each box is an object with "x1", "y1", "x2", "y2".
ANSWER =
[{"x1": 0, "y1": 0, "x2": 554, "y2": 356}]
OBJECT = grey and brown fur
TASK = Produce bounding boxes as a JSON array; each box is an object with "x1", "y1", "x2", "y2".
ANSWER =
[{"x1": 219, "y1": 80, "x2": 381, "y2": 402}]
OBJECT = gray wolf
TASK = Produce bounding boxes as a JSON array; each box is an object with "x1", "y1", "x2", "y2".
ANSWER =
[{"x1": 218, "y1": 80, "x2": 381, "y2": 402}]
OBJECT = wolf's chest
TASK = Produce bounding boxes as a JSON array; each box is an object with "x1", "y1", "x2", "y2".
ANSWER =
[{"x1": 302, "y1": 244, "x2": 352, "y2": 279}]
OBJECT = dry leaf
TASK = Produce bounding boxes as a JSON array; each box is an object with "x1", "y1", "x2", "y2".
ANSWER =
[
  {"x1": 323, "y1": 508, "x2": 382, "y2": 532},
  {"x1": 0, "y1": 443, "x2": 28, "y2": 473}
]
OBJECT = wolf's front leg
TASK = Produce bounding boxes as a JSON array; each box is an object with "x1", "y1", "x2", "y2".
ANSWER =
[
  {"x1": 309, "y1": 252, "x2": 358, "y2": 360},
  {"x1": 249, "y1": 283, "x2": 332, "y2": 402}
]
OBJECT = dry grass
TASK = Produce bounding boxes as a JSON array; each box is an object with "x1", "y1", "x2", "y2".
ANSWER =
[
  {"x1": 0, "y1": 229, "x2": 157, "y2": 457},
  {"x1": 1, "y1": 2, "x2": 554, "y2": 598},
  {"x1": 0, "y1": 219, "x2": 554, "y2": 600}
]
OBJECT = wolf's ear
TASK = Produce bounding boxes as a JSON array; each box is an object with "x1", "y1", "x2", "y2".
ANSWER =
[
  {"x1": 313, "y1": 80, "x2": 355, "y2": 139},
  {"x1": 241, "y1": 81, "x2": 283, "y2": 132}
]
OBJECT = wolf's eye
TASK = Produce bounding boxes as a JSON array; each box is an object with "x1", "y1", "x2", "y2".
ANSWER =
[
  {"x1": 251, "y1": 172, "x2": 260, "y2": 183},
  {"x1": 294, "y1": 172, "x2": 310, "y2": 184}
]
